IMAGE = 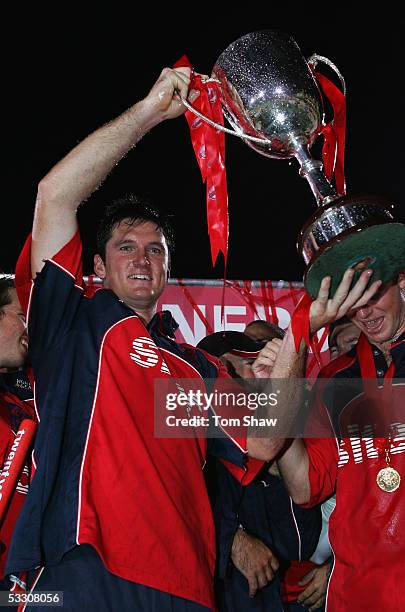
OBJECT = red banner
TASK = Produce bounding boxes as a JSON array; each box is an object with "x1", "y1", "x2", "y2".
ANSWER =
[
  {"x1": 157, "y1": 279, "x2": 330, "y2": 377},
  {"x1": 30, "y1": 275, "x2": 329, "y2": 378}
]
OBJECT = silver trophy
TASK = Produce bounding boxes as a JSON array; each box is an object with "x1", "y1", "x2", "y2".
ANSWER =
[{"x1": 182, "y1": 30, "x2": 405, "y2": 297}]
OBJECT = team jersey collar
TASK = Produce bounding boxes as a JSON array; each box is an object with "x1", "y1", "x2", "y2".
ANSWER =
[
  {"x1": 356, "y1": 331, "x2": 405, "y2": 379},
  {"x1": 0, "y1": 370, "x2": 32, "y2": 398},
  {"x1": 115, "y1": 292, "x2": 179, "y2": 340},
  {"x1": 147, "y1": 311, "x2": 179, "y2": 340}
]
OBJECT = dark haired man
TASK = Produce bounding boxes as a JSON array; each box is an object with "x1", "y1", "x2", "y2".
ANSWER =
[
  {"x1": 0, "y1": 278, "x2": 35, "y2": 586},
  {"x1": 8, "y1": 68, "x2": 282, "y2": 611},
  {"x1": 0, "y1": 279, "x2": 28, "y2": 374}
]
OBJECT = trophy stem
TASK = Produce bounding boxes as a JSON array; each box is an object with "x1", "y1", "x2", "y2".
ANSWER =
[{"x1": 293, "y1": 141, "x2": 337, "y2": 206}]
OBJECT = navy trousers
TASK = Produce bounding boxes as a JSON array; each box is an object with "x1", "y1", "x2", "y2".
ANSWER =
[{"x1": 26, "y1": 545, "x2": 211, "y2": 612}]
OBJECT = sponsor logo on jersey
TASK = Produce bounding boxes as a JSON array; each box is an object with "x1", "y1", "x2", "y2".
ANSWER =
[{"x1": 130, "y1": 336, "x2": 170, "y2": 374}]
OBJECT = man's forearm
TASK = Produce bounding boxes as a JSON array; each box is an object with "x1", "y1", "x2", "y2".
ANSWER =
[
  {"x1": 30, "y1": 66, "x2": 194, "y2": 277},
  {"x1": 36, "y1": 99, "x2": 156, "y2": 217},
  {"x1": 31, "y1": 99, "x2": 158, "y2": 276},
  {"x1": 277, "y1": 438, "x2": 310, "y2": 504},
  {"x1": 247, "y1": 326, "x2": 307, "y2": 460}
]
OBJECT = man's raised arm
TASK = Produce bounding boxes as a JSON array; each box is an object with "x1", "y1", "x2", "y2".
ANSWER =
[
  {"x1": 247, "y1": 323, "x2": 308, "y2": 461},
  {"x1": 277, "y1": 270, "x2": 383, "y2": 503},
  {"x1": 31, "y1": 67, "x2": 197, "y2": 278},
  {"x1": 247, "y1": 270, "x2": 382, "y2": 472}
]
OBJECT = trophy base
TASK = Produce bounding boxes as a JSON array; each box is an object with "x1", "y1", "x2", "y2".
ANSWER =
[{"x1": 304, "y1": 223, "x2": 405, "y2": 299}]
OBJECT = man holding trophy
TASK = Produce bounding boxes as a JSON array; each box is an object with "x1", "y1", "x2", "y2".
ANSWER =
[
  {"x1": 4, "y1": 29, "x2": 404, "y2": 612},
  {"x1": 5, "y1": 62, "x2": 290, "y2": 611},
  {"x1": 195, "y1": 31, "x2": 404, "y2": 611}
]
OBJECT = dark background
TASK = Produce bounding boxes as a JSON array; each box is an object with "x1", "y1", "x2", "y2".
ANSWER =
[{"x1": 3, "y1": 17, "x2": 404, "y2": 281}]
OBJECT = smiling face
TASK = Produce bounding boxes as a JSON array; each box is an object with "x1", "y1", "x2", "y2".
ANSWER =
[
  {"x1": 94, "y1": 219, "x2": 169, "y2": 323},
  {"x1": 0, "y1": 289, "x2": 28, "y2": 371},
  {"x1": 348, "y1": 273, "x2": 405, "y2": 345}
]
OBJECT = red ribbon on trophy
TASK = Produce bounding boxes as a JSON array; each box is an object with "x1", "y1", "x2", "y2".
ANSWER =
[
  {"x1": 314, "y1": 71, "x2": 347, "y2": 196},
  {"x1": 174, "y1": 56, "x2": 228, "y2": 269}
]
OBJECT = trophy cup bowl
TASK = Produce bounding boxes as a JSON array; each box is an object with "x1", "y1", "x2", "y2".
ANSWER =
[
  {"x1": 212, "y1": 30, "x2": 324, "y2": 159},
  {"x1": 208, "y1": 30, "x2": 405, "y2": 297}
]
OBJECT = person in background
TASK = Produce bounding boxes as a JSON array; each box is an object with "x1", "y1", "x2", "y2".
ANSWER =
[
  {"x1": 0, "y1": 277, "x2": 35, "y2": 590},
  {"x1": 282, "y1": 318, "x2": 360, "y2": 611},
  {"x1": 244, "y1": 320, "x2": 284, "y2": 342},
  {"x1": 198, "y1": 328, "x2": 321, "y2": 612},
  {"x1": 196, "y1": 330, "x2": 266, "y2": 380},
  {"x1": 327, "y1": 316, "x2": 360, "y2": 360},
  {"x1": 268, "y1": 267, "x2": 405, "y2": 610}
]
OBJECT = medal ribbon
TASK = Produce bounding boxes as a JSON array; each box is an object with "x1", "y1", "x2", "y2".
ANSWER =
[{"x1": 356, "y1": 333, "x2": 400, "y2": 457}]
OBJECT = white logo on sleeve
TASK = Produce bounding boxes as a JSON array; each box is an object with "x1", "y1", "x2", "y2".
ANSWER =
[{"x1": 130, "y1": 337, "x2": 170, "y2": 374}]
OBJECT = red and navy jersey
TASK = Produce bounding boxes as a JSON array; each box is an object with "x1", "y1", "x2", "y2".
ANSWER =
[
  {"x1": 7, "y1": 232, "x2": 257, "y2": 610},
  {"x1": 213, "y1": 461, "x2": 321, "y2": 610},
  {"x1": 303, "y1": 335, "x2": 405, "y2": 611},
  {"x1": 0, "y1": 370, "x2": 35, "y2": 578}
]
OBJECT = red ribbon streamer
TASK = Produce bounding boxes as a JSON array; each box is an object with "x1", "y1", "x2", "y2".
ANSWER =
[
  {"x1": 176, "y1": 278, "x2": 214, "y2": 335},
  {"x1": 314, "y1": 71, "x2": 347, "y2": 196},
  {"x1": 291, "y1": 293, "x2": 312, "y2": 352},
  {"x1": 288, "y1": 282, "x2": 301, "y2": 307},
  {"x1": 290, "y1": 293, "x2": 323, "y2": 368},
  {"x1": 267, "y1": 282, "x2": 278, "y2": 325},
  {"x1": 174, "y1": 56, "x2": 228, "y2": 268},
  {"x1": 228, "y1": 280, "x2": 260, "y2": 320},
  {"x1": 259, "y1": 281, "x2": 271, "y2": 323},
  {"x1": 356, "y1": 333, "x2": 398, "y2": 450},
  {"x1": 259, "y1": 280, "x2": 279, "y2": 325}
]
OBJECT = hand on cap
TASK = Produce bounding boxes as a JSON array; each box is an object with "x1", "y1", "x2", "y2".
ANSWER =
[{"x1": 309, "y1": 268, "x2": 382, "y2": 334}]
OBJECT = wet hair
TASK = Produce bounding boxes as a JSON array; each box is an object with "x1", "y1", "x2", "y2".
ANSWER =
[
  {"x1": 96, "y1": 195, "x2": 175, "y2": 262},
  {"x1": 0, "y1": 276, "x2": 14, "y2": 311}
]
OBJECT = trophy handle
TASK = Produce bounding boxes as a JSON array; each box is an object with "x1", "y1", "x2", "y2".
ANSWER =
[
  {"x1": 178, "y1": 87, "x2": 271, "y2": 146},
  {"x1": 307, "y1": 54, "x2": 346, "y2": 96}
]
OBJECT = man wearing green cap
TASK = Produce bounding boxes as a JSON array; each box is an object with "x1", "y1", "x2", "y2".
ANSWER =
[{"x1": 261, "y1": 268, "x2": 405, "y2": 611}]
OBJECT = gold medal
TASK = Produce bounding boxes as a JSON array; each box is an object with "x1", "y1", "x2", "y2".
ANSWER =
[
  {"x1": 376, "y1": 466, "x2": 401, "y2": 492},
  {"x1": 376, "y1": 439, "x2": 401, "y2": 492}
]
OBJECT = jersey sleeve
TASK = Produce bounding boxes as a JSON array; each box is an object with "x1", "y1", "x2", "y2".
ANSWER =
[
  {"x1": 14, "y1": 235, "x2": 34, "y2": 316},
  {"x1": 204, "y1": 360, "x2": 264, "y2": 485},
  {"x1": 301, "y1": 383, "x2": 339, "y2": 507},
  {"x1": 15, "y1": 232, "x2": 84, "y2": 316},
  {"x1": 303, "y1": 437, "x2": 338, "y2": 507},
  {"x1": 19, "y1": 232, "x2": 85, "y2": 362}
]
